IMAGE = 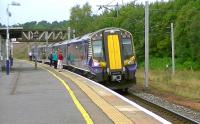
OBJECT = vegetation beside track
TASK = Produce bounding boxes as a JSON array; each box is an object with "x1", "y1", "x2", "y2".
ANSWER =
[{"x1": 135, "y1": 68, "x2": 200, "y2": 111}]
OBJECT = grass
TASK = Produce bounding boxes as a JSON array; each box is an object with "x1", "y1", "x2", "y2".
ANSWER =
[{"x1": 136, "y1": 68, "x2": 200, "y2": 101}]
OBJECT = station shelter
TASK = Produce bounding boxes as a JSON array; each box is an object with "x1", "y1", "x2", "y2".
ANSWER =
[{"x1": 0, "y1": 27, "x2": 23, "y2": 71}]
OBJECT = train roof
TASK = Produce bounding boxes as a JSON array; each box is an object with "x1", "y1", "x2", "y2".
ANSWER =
[
  {"x1": 51, "y1": 27, "x2": 132, "y2": 46},
  {"x1": 53, "y1": 42, "x2": 62, "y2": 46},
  {"x1": 47, "y1": 43, "x2": 54, "y2": 47},
  {"x1": 37, "y1": 44, "x2": 46, "y2": 48},
  {"x1": 59, "y1": 33, "x2": 92, "y2": 45},
  {"x1": 61, "y1": 39, "x2": 70, "y2": 45},
  {"x1": 52, "y1": 38, "x2": 67, "y2": 46},
  {"x1": 91, "y1": 27, "x2": 132, "y2": 36},
  {"x1": 70, "y1": 33, "x2": 92, "y2": 42}
]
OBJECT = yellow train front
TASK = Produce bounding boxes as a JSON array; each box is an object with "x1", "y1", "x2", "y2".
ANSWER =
[{"x1": 89, "y1": 28, "x2": 137, "y2": 89}]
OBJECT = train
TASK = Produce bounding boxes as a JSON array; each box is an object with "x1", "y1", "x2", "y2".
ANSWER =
[{"x1": 32, "y1": 27, "x2": 137, "y2": 90}]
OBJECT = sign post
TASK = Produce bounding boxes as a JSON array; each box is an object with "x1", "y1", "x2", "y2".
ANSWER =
[
  {"x1": 144, "y1": 1, "x2": 149, "y2": 88},
  {"x1": 34, "y1": 45, "x2": 37, "y2": 70},
  {"x1": 171, "y1": 23, "x2": 175, "y2": 75},
  {"x1": 33, "y1": 33, "x2": 38, "y2": 70}
]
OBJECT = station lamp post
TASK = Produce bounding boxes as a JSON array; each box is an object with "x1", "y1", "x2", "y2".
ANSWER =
[{"x1": 6, "y1": 1, "x2": 20, "y2": 75}]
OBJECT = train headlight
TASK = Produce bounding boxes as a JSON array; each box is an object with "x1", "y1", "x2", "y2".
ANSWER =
[
  {"x1": 93, "y1": 61, "x2": 100, "y2": 67},
  {"x1": 128, "y1": 60, "x2": 134, "y2": 65},
  {"x1": 128, "y1": 56, "x2": 135, "y2": 64},
  {"x1": 124, "y1": 56, "x2": 135, "y2": 65},
  {"x1": 93, "y1": 59, "x2": 106, "y2": 68}
]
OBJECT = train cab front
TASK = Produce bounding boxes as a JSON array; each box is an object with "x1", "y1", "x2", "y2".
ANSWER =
[
  {"x1": 90, "y1": 28, "x2": 137, "y2": 89},
  {"x1": 104, "y1": 29, "x2": 137, "y2": 83}
]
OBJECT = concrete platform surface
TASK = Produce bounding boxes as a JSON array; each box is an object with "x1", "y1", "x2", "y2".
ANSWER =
[
  {"x1": 0, "y1": 60, "x2": 111, "y2": 124},
  {"x1": 0, "y1": 60, "x2": 171, "y2": 124}
]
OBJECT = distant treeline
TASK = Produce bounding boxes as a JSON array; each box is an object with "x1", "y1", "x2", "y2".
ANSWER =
[
  {"x1": 1, "y1": 0, "x2": 200, "y2": 70},
  {"x1": 12, "y1": 20, "x2": 69, "y2": 30}
]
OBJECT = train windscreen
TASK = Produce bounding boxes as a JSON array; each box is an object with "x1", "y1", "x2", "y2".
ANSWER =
[
  {"x1": 122, "y1": 39, "x2": 133, "y2": 59},
  {"x1": 92, "y1": 40, "x2": 104, "y2": 61}
]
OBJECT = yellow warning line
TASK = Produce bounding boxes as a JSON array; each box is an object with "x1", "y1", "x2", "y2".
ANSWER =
[
  {"x1": 25, "y1": 61, "x2": 93, "y2": 124},
  {"x1": 60, "y1": 71, "x2": 133, "y2": 124},
  {"x1": 25, "y1": 61, "x2": 132, "y2": 123},
  {"x1": 42, "y1": 67, "x2": 93, "y2": 124}
]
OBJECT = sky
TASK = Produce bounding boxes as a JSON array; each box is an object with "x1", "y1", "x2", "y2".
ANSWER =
[{"x1": 0, "y1": 0, "x2": 167, "y2": 25}]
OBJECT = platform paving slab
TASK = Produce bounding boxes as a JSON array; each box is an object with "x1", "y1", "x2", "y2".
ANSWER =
[
  {"x1": 0, "y1": 61, "x2": 85, "y2": 124},
  {"x1": 41, "y1": 63, "x2": 113, "y2": 124}
]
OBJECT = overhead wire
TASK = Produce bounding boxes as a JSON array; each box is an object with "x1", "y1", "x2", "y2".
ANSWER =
[
  {"x1": 95, "y1": 0, "x2": 116, "y2": 14},
  {"x1": 106, "y1": 0, "x2": 116, "y2": 5}
]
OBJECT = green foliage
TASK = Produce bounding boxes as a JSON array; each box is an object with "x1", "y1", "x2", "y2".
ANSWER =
[
  {"x1": 176, "y1": 58, "x2": 200, "y2": 70},
  {"x1": 174, "y1": 0, "x2": 200, "y2": 69},
  {"x1": 138, "y1": 57, "x2": 171, "y2": 70},
  {"x1": 0, "y1": 23, "x2": 5, "y2": 27},
  {"x1": 21, "y1": 20, "x2": 70, "y2": 30},
  {"x1": 69, "y1": 3, "x2": 94, "y2": 36},
  {"x1": 15, "y1": 0, "x2": 200, "y2": 70}
]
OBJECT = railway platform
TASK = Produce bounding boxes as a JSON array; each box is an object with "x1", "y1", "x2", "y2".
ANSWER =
[{"x1": 0, "y1": 60, "x2": 171, "y2": 124}]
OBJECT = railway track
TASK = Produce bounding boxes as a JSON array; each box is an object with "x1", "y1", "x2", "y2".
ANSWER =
[{"x1": 120, "y1": 91, "x2": 199, "y2": 124}]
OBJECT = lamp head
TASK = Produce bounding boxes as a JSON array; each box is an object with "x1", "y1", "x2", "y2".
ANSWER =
[{"x1": 11, "y1": 1, "x2": 21, "y2": 6}]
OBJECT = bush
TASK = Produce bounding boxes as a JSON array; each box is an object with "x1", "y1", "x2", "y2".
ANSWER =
[
  {"x1": 176, "y1": 58, "x2": 200, "y2": 70},
  {"x1": 137, "y1": 57, "x2": 200, "y2": 70},
  {"x1": 138, "y1": 57, "x2": 171, "y2": 70}
]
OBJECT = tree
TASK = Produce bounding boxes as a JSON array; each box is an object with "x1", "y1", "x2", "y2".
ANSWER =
[
  {"x1": 69, "y1": 3, "x2": 93, "y2": 36},
  {"x1": 23, "y1": 21, "x2": 37, "y2": 29}
]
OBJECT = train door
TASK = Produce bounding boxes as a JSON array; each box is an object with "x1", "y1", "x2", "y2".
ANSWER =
[{"x1": 103, "y1": 30, "x2": 124, "y2": 73}]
